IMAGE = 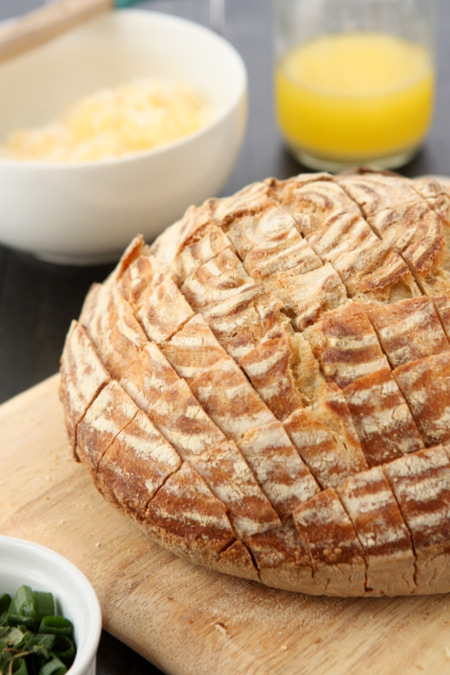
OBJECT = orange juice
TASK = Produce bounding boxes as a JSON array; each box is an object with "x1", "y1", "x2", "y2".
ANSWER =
[{"x1": 275, "y1": 32, "x2": 434, "y2": 167}]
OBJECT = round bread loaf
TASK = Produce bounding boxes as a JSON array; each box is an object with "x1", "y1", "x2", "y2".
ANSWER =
[{"x1": 60, "y1": 169, "x2": 450, "y2": 597}]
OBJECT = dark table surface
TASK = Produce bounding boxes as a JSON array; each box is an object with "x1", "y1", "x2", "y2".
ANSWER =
[{"x1": 1, "y1": 0, "x2": 449, "y2": 672}]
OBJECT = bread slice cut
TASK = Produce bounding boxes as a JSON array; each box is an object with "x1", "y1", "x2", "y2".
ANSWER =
[
  {"x1": 144, "y1": 461, "x2": 237, "y2": 567},
  {"x1": 292, "y1": 488, "x2": 366, "y2": 597},
  {"x1": 75, "y1": 380, "x2": 139, "y2": 475},
  {"x1": 59, "y1": 320, "x2": 110, "y2": 452},
  {"x1": 236, "y1": 421, "x2": 319, "y2": 520},
  {"x1": 336, "y1": 466, "x2": 415, "y2": 595},
  {"x1": 246, "y1": 518, "x2": 315, "y2": 593},
  {"x1": 244, "y1": 229, "x2": 322, "y2": 284},
  {"x1": 238, "y1": 334, "x2": 308, "y2": 420},
  {"x1": 412, "y1": 176, "x2": 450, "y2": 232},
  {"x1": 337, "y1": 171, "x2": 419, "y2": 219},
  {"x1": 283, "y1": 384, "x2": 368, "y2": 489},
  {"x1": 384, "y1": 445, "x2": 450, "y2": 594},
  {"x1": 304, "y1": 302, "x2": 389, "y2": 388},
  {"x1": 161, "y1": 313, "x2": 226, "y2": 382},
  {"x1": 343, "y1": 367, "x2": 424, "y2": 467},
  {"x1": 338, "y1": 171, "x2": 450, "y2": 297},
  {"x1": 96, "y1": 408, "x2": 181, "y2": 517},
  {"x1": 269, "y1": 174, "x2": 420, "y2": 306},
  {"x1": 279, "y1": 262, "x2": 349, "y2": 330},
  {"x1": 367, "y1": 296, "x2": 450, "y2": 368},
  {"x1": 208, "y1": 180, "x2": 275, "y2": 228},
  {"x1": 394, "y1": 352, "x2": 450, "y2": 446},
  {"x1": 188, "y1": 356, "x2": 275, "y2": 442}
]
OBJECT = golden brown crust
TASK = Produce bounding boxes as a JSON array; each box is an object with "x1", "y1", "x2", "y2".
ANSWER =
[
  {"x1": 188, "y1": 356, "x2": 275, "y2": 442},
  {"x1": 332, "y1": 238, "x2": 420, "y2": 304},
  {"x1": 432, "y1": 294, "x2": 450, "y2": 338},
  {"x1": 384, "y1": 445, "x2": 450, "y2": 594},
  {"x1": 279, "y1": 262, "x2": 349, "y2": 330},
  {"x1": 337, "y1": 171, "x2": 419, "y2": 219},
  {"x1": 59, "y1": 170, "x2": 450, "y2": 597},
  {"x1": 367, "y1": 296, "x2": 450, "y2": 368},
  {"x1": 76, "y1": 380, "x2": 138, "y2": 475},
  {"x1": 239, "y1": 334, "x2": 308, "y2": 419},
  {"x1": 208, "y1": 180, "x2": 274, "y2": 228},
  {"x1": 338, "y1": 172, "x2": 450, "y2": 294},
  {"x1": 292, "y1": 488, "x2": 367, "y2": 597},
  {"x1": 143, "y1": 462, "x2": 236, "y2": 564},
  {"x1": 195, "y1": 439, "x2": 283, "y2": 538},
  {"x1": 160, "y1": 313, "x2": 226, "y2": 382},
  {"x1": 246, "y1": 518, "x2": 316, "y2": 593},
  {"x1": 304, "y1": 302, "x2": 388, "y2": 388},
  {"x1": 343, "y1": 367, "x2": 424, "y2": 467},
  {"x1": 236, "y1": 421, "x2": 319, "y2": 520},
  {"x1": 413, "y1": 176, "x2": 450, "y2": 228},
  {"x1": 96, "y1": 409, "x2": 181, "y2": 518},
  {"x1": 283, "y1": 384, "x2": 368, "y2": 489},
  {"x1": 59, "y1": 320, "x2": 110, "y2": 452},
  {"x1": 394, "y1": 352, "x2": 450, "y2": 446},
  {"x1": 215, "y1": 540, "x2": 260, "y2": 582},
  {"x1": 336, "y1": 467, "x2": 415, "y2": 595}
]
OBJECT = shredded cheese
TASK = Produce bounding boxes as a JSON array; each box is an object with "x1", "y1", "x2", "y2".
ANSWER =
[{"x1": 1, "y1": 78, "x2": 212, "y2": 162}]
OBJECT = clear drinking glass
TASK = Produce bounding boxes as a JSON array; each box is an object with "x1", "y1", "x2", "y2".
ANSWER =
[{"x1": 274, "y1": 0, "x2": 437, "y2": 171}]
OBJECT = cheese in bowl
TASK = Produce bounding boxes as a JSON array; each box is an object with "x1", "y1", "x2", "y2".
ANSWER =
[
  {"x1": 0, "y1": 9, "x2": 247, "y2": 264},
  {"x1": 1, "y1": 78, "x2": 212, "y2": 163}
]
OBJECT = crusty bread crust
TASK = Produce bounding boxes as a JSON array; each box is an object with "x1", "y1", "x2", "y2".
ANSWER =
[{"x1": 60, "y1": 171, "x2": 450, "y2": 596}]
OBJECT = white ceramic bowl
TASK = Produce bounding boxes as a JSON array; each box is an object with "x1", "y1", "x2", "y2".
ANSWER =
[
  {"x1": 0, "y1": 9, "x2": 247, "y2": 264},
  {"x1": 0, "y1": 536, "x2": 102, "y2": 675}
]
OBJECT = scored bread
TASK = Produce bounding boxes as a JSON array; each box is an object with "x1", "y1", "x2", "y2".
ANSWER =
[{"x1": 59, "y1": 169, "x2": 450, "y2": 597}]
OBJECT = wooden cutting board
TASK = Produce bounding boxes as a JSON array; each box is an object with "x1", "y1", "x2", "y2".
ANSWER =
[{"x1": 1, "y1": 375, "x2": 450, "y2": 675}]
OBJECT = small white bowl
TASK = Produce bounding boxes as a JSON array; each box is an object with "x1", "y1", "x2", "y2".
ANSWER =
[
  {"x1": 0, "y1": 9, "x2": 247, "y2": 264},
  {"x1": 0, "y1": 536, "x2": 102, "y2": 675}
]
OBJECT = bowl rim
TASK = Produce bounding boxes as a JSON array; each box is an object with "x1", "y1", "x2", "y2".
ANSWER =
[
  {"x1": 0, "y1": 8, "x2": 248, "y2": 171},
  {"x1": 0, "y1": 535, "x2": 102, "y2": 675}
]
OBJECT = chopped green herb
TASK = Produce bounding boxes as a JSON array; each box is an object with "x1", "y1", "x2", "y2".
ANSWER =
[
  {"x1": 0, "y1": 586, "x2": 76, "y2": 675},
  {"x1": 34, "y1": 592, "x2": 55, "y2": 626},
  {"x1": 38, "y1": 618, "x2": 72, "y2": 638},
  {"x1": 0, "y1": 597, "x2": 10, "y2": 626}
]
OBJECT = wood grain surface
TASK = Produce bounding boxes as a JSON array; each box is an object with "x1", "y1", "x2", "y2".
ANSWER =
[
  {"x1": 1, "y1": 375, "x2": 450, "y2": 674},
  {"x1": 0, "y1": 0, "x2": 113, "y2": 65}
]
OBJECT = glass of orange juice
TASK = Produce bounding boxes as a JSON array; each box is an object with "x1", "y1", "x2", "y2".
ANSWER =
[{"x1": 274, "y1": 0, "x2": 437, "y2": 171}]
